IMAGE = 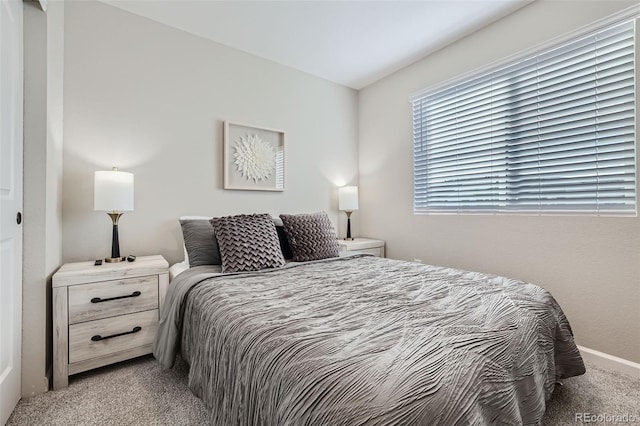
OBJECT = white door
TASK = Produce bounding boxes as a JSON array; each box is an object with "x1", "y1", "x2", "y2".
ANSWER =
[{"x1": 0, "y1": 0, "x2": 23, "y2": 424}]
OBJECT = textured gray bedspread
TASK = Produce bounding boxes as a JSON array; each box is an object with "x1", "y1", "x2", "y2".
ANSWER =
[{"x1": 153, "y1": 256, "x2": 585, "y2": 425}]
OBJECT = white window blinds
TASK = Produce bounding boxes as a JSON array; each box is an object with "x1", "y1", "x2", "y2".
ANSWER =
[{"x1": 412, "y1": 20, "x2": 636, "y2": 215}]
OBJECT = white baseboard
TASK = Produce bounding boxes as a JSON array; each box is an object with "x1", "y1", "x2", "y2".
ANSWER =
[{"x1": 578, "y1": 345, "x2": 640, "y2": 378}]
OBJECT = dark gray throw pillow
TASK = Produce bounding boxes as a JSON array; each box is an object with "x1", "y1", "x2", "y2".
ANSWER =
[
  {"x1": 279, "y1": 212, "x2": 340, "y2": 262},
  {"x1": 276, "y1": 226, "x2": 293, "y2": 260},
  {"x1": 210, "y1": 213, "x2": 285, "y2": 273},
  {"x1": 179, "y1": 219, "x2": 222, "y2": 267},
  {"x1": 272, "y1": 217, "x2": 293, "y2": 260}
]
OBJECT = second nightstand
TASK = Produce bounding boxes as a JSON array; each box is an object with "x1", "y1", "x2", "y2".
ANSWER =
[
  {"x1": 338, "y1": 238, "x2": 385, "y2": 258},
  {"x1": 52, "y1": 255, "x2": 169, "y2": 390}
]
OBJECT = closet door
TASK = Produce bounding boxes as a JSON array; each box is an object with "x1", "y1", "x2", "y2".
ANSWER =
[{"x1": 0, "y1": 0, "x2": 24, "y2": 423}]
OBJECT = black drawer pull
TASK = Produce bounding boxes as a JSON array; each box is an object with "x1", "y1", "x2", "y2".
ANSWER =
[
  {"x1": 91, "y1": 291, "x2": 141, "y2": 304},
  {"x1": 91, "y1": 326, "x2": 142, "y2": 342}
]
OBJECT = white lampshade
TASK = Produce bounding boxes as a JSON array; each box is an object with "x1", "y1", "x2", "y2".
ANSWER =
[
  {"x1": 338, "y1": 186, "x2": 359, "y2": 211},
  {"x1": 94, "y1": 168, "x2": 134, "y2": 212}
]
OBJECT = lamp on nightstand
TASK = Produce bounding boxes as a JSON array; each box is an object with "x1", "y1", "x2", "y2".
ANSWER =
[
  {"x1": 94, "y1": 167, "x2": 134, "y2": 262},
  {"x1": 338, "y1": 185, "x2": 358, "y2": 241}
]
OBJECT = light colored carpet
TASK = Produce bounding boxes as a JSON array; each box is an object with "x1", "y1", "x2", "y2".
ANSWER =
[
  {"x1": 7, "y1": 356, "x2": 639, "y2": 425},
  {"x1": 7, "y1": 355, "x2": 207, "y2": 426},
  {"x1": 542, "y1": 361, "x2": 640, "y2": 425}
]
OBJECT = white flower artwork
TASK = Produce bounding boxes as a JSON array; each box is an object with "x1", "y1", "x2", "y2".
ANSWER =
[
  {"x1": 233, "y1": 134, "x2": 276, "y2": 182},
  {"x1": 224, "y1": 121, "x2": 285, "y2": 191}
]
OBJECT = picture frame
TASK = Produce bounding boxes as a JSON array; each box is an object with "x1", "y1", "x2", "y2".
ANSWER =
[{"x1": 223, "y1": 121, "x2": 285, "y2": 191}]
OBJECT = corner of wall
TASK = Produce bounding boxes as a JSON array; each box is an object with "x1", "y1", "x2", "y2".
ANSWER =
[{"x1": 21, "y1": 0, "x2": 65, "y2": 397}]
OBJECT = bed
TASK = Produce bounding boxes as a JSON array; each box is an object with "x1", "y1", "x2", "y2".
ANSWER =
[{"x1": 154, "y1": 248, "x2": 585, "y2": 425}]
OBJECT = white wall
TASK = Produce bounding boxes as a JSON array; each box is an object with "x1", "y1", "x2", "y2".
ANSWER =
[
  {"x1": 62, "y1": 1, "x2": 359, "y2": 265},
  {"x1": 22, "y1": 0, "x2": 64, "y2": 397},
  {"x1": 359, "y1": 0, "x2": 640, "y2": 363}
]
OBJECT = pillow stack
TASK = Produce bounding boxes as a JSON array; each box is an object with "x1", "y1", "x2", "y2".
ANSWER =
[{"x1": 179, "y1": 211, "x2": 340, "y2": 273}]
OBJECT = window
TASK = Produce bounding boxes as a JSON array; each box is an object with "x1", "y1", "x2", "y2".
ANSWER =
[{"x1": 412, "y1": 20, "x2": 636, "y2": 215}]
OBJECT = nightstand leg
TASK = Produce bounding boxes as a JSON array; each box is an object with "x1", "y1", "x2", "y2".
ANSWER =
[{"x1": 52, "y1": 287, "x2": 68, "y2": 390}]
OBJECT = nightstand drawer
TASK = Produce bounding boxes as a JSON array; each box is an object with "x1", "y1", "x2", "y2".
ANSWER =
[
  {"x1": 69, "y1": 309, "x2": 158, "y2": 364},
  {"x1": 354, "y1": 247, "x2": 382, "y2": 257},
  {"x1": 68, "y1": 276, "x2": 159, "y2": 324},
  {"x1": 338, "y1": 238, "x2": 385, "y2": 258}
]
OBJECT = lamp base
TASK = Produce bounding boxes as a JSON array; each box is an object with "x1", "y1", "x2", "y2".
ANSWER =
[
  {"x1": 344, "y1": 211, "x2": 354, "y2": 241},
  {"x1": 106, "y1": 212, "x2": 123, "y2": 262}
]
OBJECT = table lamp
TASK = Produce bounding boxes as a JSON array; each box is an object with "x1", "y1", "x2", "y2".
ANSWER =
[
  {"x1": 94, "y1": 167, "x2": 134, "y2": 262},
  {"x1": 338, "y1": 186, "x2": 358, "y2": 241}
]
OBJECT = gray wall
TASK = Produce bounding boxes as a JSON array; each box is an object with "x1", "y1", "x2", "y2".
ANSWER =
[
  {"x1": 62, "y1": 1, "x2": 359, "y2": 266},
  {"x1": 358, "y1": 0, "x2": 640, "y2": 363},
  {"x1": 22, "y1": 0, "x2": 64, "y2": 397}
]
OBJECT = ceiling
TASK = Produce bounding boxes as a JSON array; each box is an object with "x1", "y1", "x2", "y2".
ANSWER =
[{"x1": 103, "y1": 0, "x2": 532, "y2": 90}]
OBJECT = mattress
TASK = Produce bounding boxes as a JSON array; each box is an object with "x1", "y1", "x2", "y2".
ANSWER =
[
  {"x1": 169, "y1": 261, "x2": 189, "y2": 281},
  {"x1": 154, "y1": 255, "x2": 585, "y2": 425}
]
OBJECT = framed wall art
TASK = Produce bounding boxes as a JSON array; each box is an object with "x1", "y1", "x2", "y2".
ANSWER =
[{"x1": 223, "y1": 121, "x2": 285, "y2": 191}]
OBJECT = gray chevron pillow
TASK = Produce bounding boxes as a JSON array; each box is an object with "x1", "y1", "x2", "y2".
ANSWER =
[
  {"x1": 279, "y1": 212, "x2": 340, "y2": 262},
  {"x1": 211, "y1": 213, "x2": 285, "y2": 273}
]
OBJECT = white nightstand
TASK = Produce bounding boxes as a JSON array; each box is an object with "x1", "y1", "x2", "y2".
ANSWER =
[
  {"x1": 338, "y1": 238, "x2": 385, "y2": 258},
  {"x1": 52, "y1": 255, "x2": 169, "y2": 390}
]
